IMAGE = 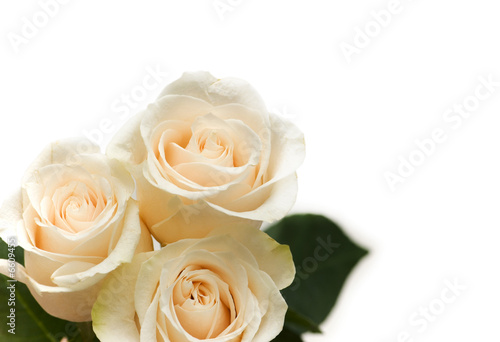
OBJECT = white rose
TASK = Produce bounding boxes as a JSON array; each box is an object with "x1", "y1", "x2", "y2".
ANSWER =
[
  {"x1": 92, "y1": 225, "x2": 294, "y2": 342},
  {"x1": 108, "y1": 71, "x2": 305, "y2": 244},
  {"x1": 0, "y1": 138, "x2": 153, "y2": 321}
]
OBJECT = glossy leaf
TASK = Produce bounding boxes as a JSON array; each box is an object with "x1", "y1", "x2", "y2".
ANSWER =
[{"x1": 267, "y1": 214, "x2": 368, "y2": 335}]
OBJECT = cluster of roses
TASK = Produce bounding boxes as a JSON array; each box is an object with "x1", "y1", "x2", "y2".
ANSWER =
[{"x1": 0, "y1": 72, "x2": 305, "y2": 341}]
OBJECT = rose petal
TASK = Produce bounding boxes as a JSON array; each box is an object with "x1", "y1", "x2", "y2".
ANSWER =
[
  {"x1": 22, "y1": 138, "x2": 100, "y2": 185},
  {"x1": 92, "y1": 252, "x2": 154, "y2": 341},
  {"x1": 148, "y1": 201, "x2": 261, "y2": 244},
  {"x1": 266, "y1": 112, "x2": 305, "y2": 183},
  {"x1": 0, "y1": 259, "x2": 100, "y2": 322},
  {"x1": 0, "y1": 190, "x2": 23, "y2": 242},
  {"x1": 207, "y1": 173, "x2": 299, "y2": 222},
  {"x1": 107, "y1": 111, "x2": 148, "y2": 166},
  {"x1": 207, "y1": 225, "x2": 295, "y2": 289},
  {"x1": 158, "y1": 71, "x2": 267, "y2": 113},
  {"x1": 51, "y1": 200, "x2": 152, "y2": 290}
]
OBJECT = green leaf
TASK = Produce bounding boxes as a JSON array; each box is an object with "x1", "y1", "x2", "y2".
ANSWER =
[
  {"x1": 266, "y1": 214, "x2": 368, "y2": 335},
  {"x1": 272, "y1": 327, "x2": 304, "y2": 342},
  {"x1": 0, "y1": 238, "x2": 99, "y2": 341},
  {"x1": 284, "y1": 308, "x2": 322, "y2": 334}
]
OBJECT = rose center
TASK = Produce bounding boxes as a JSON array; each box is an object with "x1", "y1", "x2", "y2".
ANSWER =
[
  {"x1": 171, "y1": 269, "x2": 234, "y2": 339},
  {"x1": 51, "y1": 181, "x2": 109, "y2": 234}
]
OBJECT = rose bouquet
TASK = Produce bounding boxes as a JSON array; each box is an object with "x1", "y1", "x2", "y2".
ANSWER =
[{"x1": 0, "y1": 72, "x2": 367, "y2": 341}]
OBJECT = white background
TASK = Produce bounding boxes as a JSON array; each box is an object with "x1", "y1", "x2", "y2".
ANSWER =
[{"x1": 1, "y1": 0, "x2": 499, "y2": 341}]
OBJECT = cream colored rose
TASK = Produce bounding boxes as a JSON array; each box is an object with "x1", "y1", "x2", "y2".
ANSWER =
[
  {"x1": 92, "y1": 225, "x2": 294, "y2": 342},
  {"x1": 0, "y1": 138, "x2": 153, "y2": 322},
  {"x1": 107, "y1": 71, "x2": 305, "y2": 244}
]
